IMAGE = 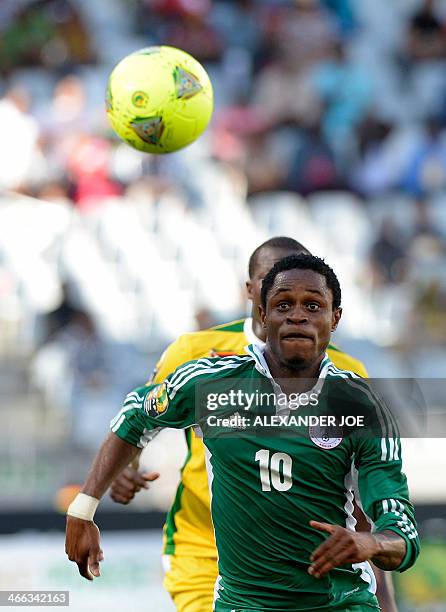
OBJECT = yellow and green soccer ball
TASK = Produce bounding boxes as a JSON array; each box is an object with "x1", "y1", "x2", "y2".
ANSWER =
[{"x1": 106, "y1": 46, "x2": 214, "y2": 154}]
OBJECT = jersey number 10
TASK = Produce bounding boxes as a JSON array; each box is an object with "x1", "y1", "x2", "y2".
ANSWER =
[{"x1": 255, "y1": 449, "x2": 293, "y2": 492}]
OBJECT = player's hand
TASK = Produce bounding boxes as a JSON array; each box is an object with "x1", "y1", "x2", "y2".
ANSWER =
[
  {"x1": 109, "y1": 467, "x2": 160, "y2": 504},
  {"x1": 65, "y1": 516, "x2": 104, "y2": 581},
  {"x1": 308, "y1": 521, "x2": 380, "y2": 579}
]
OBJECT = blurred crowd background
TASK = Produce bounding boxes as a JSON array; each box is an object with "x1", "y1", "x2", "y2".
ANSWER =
[{"x1": 0, "y1": 0, "x2": 446, "y2": 609}]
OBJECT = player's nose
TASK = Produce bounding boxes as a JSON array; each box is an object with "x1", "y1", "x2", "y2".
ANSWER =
[{"x1": 286, "y1": 305, "x2": 308, "y2": 323}]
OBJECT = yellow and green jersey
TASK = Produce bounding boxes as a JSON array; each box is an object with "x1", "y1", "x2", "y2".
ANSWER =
[
  {"x1": 149, "y1": 318, "x2": 368, "y2": 559},
  {"x1": 112, "y1": 347, "x2": 419, "y2": 610}
]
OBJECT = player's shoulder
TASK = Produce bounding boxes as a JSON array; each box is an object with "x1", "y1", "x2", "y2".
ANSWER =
[
  {"x1": 168, "y1": 352, "x2": 253, "y2": 383},
  {"x1": 165, "y1": 352, "x2": 254, "y2": 395},
  {"x1": 325, "y1": 359, "x2": 380, "y2": 408},
  {"x1": 210, "y1": 319, "x2": 245, "y2": 333},
  {"x1": 325, "y1": 360, "x2": 397, "y2": 437},
  {"x1": 182, "y1": 318, "x2": 245, "y2": 342},
  {"x1": 153, "y1": 319, "x2": 247, "y2": 383},
  {"x1": 172, "y1": 319, "x2": 246, "y2": 358},
  {"x1": 327, "y1": 343, "x2": 368, "y2": 378}
]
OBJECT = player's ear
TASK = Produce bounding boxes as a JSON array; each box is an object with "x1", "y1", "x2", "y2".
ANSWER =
[
  {"x1": 246, "y1": 280, "x2": 253, "y2": 301},
  {"x1": 259, "y1": 304, "x2": 267, "y2": 328},
  {"x1": 331, "y1": 308, "x2": 342, "y2": 331}
]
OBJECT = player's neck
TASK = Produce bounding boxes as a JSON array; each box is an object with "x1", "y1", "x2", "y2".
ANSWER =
[{"x1": 263, "y1": 346, "x2": 324, "y2": 392}]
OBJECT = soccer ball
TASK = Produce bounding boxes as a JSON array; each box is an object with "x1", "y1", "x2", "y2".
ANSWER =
[{"x1": 106, "y1": 46, "x2": 214, "y2": 154}]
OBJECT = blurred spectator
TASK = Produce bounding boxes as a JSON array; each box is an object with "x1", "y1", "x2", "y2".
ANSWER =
[
  {"x1": 153, "y1": 0, "x2": 223, "y2": 63},
  {"x1": 149, "y1": 0, "x2": 209, "y2": 18},
  {"x1": 194, "y1": 307, "x2": 215, "y2": 330},
  {"x1": 242, "y1": 118, "x2": 341, "y2": 196},
  {"x1": 34, "y1": 282, "x2": 158, "y2": 446},
  {"x1": 369, "y1": 219, "x2": 408, "y2": 286},
  {"x1": 36, "y1": 180, "x2": 72, "y2": 205},
  {"x1": 406, "y1": 0, "x2": 446, "y2": 62},
  {"x1": 272, "y1": 0, "x2": 339, "y2": 70},
  {"x1": 252, "y1": 57, "x2": 321, "y2": 127},
  {"x1": 352, "y1": 117, "x2": 398, "y2": 196},
  {"x1": 412, "y1": 198, "x2": 444, "y2": 240},
  {"x1": 0, "y1": 2, "x2": 54, "y2": 76},
  {"x1": 0, "y1": 0, "x2": 94, "y2": 76},
  {"x1": 38, "y1": 281, "x2": 81, "y2": 346},
  {"x1": 399, "y1": 0, "x2": 446, "y2": 120},
  {"x1": 211, "y1": 0, "x2": 261, "y2": 53},
  {"x1": 243, "y1": 128, "x2": 287, "y2": 194},
  {"x1": 311, "y1": 41, "x2": 372, "y2": 162},
  {"x1": 38, "y1": 75, "x2": 106, "y2": 189},
  {"x1": 409, "y1": 279, "x2": 446, "y2": 347},
  {"x1": 45, "y1": 0, "x2": 95, "y2": 67},
  {"x1": 0, "y1": 87, "x2": 42, "y2": 191},
  {"x1": 284, "y1": 122, "x2": 341, "y2": 195},
  {"x1": 66, "y1": 135, "x2": 122, "y2": 210},
  {"x1": 0, "y1": 1, "x2": 19, "y2": 30},
  {"x1": 321, "y1": 0, "x2": 356, "y2": 37},
  {"x1": 402, "y1": 117, "x2": 446, "y2": 197},
  {"x1": 409, "y1": 223, "x2": 446, "y2": 281},
  {"x1": 46, "y1": 75, "x2": 88, "y2": 134},
  {"x1": 63, "y1": 311, "x2": 109, "y2": 388},
  {"x1": 33, "y1": 307, "x2": 118, "y2": 448}
]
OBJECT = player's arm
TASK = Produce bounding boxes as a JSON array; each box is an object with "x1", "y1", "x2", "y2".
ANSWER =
[
  {"x1": 109, "y1": 462, "x2": 159, "y2": 504},
  {"x1": 110, "y1": 334, "x2": 193, "y2": 504},
  {"x1": 309, "y1": 402, "x2": 420, "y2": 578},
  {"x1": 355, "y1": 438, "x2": 419, "y2": 567},
  {"x1": 353, "y1": 505, "x2": 398, "y2": 612},
  {"x1": 308, "y1": 522, "x2": 406, "y2": 579},
  {"x1": 65, "y1": 433, "x2": 140, "y2": 580},
  {"x1": 328, "y1": 358, "x2": 398, "y2": 610},
  {"x1": 66, "y1": 373, "x2": 196, "y2": 580},
  {"x1": 332, "y1": 355, "x2": 398, "y2": 609}
]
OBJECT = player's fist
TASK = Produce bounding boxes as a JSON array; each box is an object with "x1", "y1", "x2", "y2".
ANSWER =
[
  {"x1": 109, "y1": 467, "x2": 159, "y2": 505},
  {"x1": 65, "y1": 516, "x2": 104, "y2": 581},
  {"x1": 308, "y1": 521, "x2": 380, "y2": 579}
]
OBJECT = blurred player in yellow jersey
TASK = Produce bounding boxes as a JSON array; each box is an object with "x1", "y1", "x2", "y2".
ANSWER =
[{"x1": 110, "y1": 237, "x2": 397, "y2": 612}]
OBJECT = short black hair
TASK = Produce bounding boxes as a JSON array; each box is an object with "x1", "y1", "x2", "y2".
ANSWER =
[
  {"x1": 260, "y1": 254, "x2": 342, "y2": 310},
  {"x1": 248, "y1": 237, "x2": 311, "y2": 279}
]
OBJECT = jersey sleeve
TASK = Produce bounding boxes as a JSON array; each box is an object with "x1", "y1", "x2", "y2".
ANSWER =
[
  {"x1": 353, "y1": 395, "x2": 420, "y2": 572},
  {"x1": 110, "y1": 364, "x2": 198, "y2": 448}
]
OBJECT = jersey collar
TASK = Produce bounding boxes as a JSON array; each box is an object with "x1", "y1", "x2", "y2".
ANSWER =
[
  {"x1": 246, "y1": 343, "x2": 332, "y2": 399},
  {"x1": 243, "y1": 317, "x2": 265, "y2": 348}
]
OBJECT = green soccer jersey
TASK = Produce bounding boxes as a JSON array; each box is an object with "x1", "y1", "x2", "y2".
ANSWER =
[{"x1": 111, "y1": 345, "x2": 420, "y2": 611}]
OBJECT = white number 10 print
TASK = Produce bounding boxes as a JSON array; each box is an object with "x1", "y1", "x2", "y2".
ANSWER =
[{"x1": 255, "y1": 449, "x2": 293, "y2": 491}]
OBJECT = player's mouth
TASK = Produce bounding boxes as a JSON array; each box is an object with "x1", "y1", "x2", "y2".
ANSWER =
[{"x1": 281, "y1": 331, "x2": 314, "y2": 343}]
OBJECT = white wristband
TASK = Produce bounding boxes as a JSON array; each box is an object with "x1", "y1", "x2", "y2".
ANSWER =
[{"x1": 67, "y1": 493, "x2": 99, "y2": 521}]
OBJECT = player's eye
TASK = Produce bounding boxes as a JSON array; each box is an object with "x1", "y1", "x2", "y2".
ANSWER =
[
  {"x1": 277, "y1": 302, "x2": 290, "y2": 311},
  {"x1": 307, "y1": 303, "x2": 320, "y2": 311}
]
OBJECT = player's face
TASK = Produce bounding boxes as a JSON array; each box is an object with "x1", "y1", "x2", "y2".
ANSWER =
[
  {"x1": 246, "y1": 247, "x2": 307, "y2": 321},
  {"x1": 260, "y1": 269, "x2": 341, "y2": 369}
]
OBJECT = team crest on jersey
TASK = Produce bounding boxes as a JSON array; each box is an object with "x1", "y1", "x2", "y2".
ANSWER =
[
  {"x1": 173, "y1": 67, "x2": 202, "y2": 99},
  {"x1": 144, "y1": 383, "x2": 169, "y2": 418},
  {"x1": 209, "y1": 349, "x2": 237, "y2": 358},
  {"x1": 309, "y1": 426, "x2": 342, "y2": 450}
]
